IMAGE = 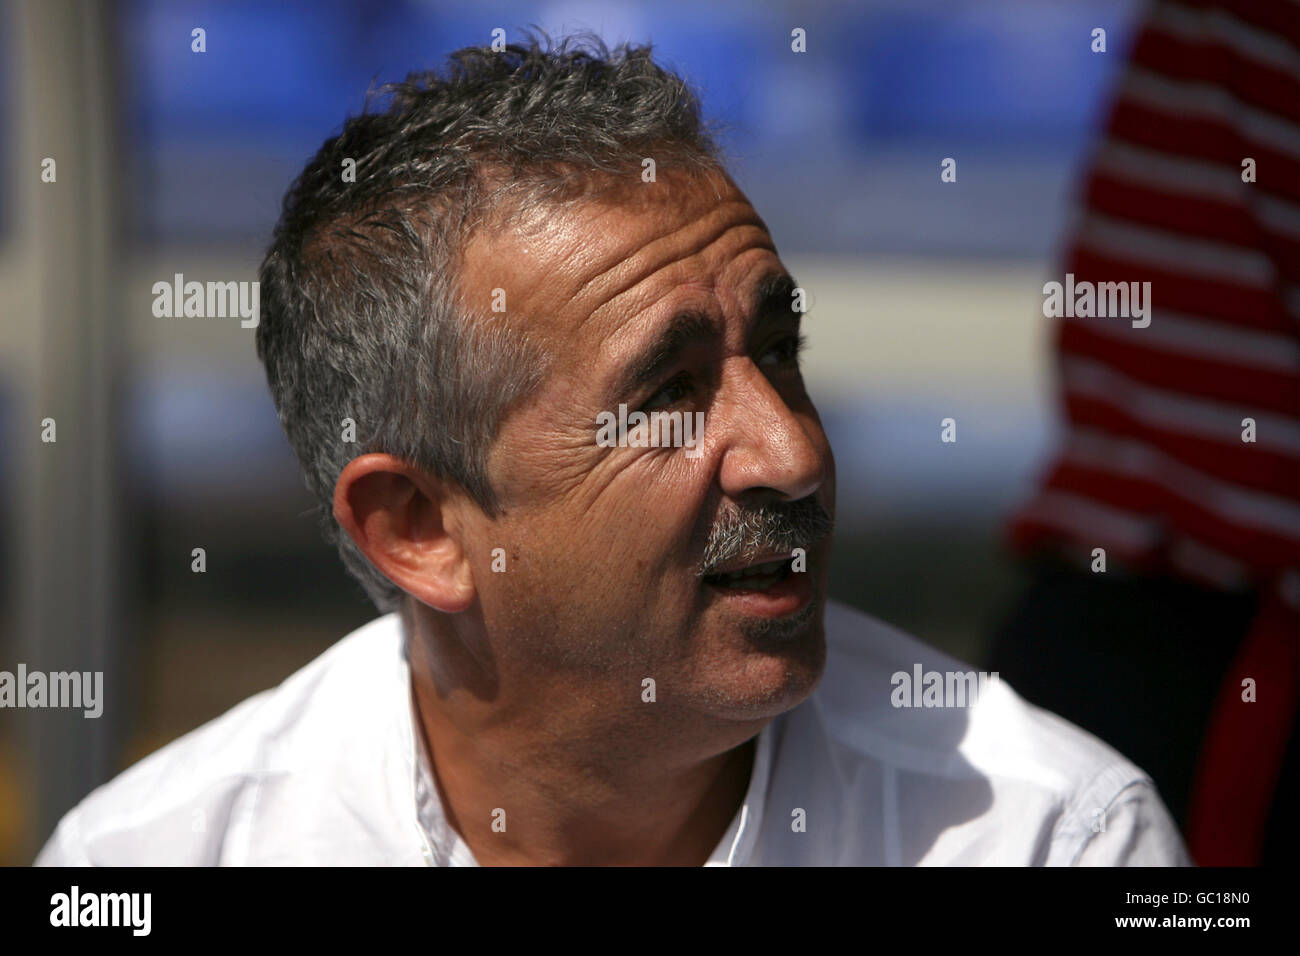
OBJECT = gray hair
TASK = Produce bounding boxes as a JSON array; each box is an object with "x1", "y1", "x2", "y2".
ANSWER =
[{"x1": 256, "y1": 29, "x2": 725, "y2": 611}]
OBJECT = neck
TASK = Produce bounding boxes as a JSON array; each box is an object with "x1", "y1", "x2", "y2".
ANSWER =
[{"x1": 405, "y1": 613, "x2": 760, "y2": 866}]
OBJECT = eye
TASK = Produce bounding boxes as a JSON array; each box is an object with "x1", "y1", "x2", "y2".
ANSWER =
[
  {"x1": 757, "y1": 332, "x2": 807, "y2": 368},
  {"x1": 642, "y1": 373, "x2": 693, "y2": 412}
]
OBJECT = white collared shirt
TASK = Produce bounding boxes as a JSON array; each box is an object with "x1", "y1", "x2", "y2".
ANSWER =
[{"x1": 35, "y1": 600, "x2": 1190, "y2": 866}]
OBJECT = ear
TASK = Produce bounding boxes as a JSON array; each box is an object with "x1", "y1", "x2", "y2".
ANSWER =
[{"x1": 333, "y1": 454, "x2": 476, "y2": 613}]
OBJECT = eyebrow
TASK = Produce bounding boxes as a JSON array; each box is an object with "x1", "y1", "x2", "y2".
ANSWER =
[
  {"x1": 750, "y1": 270, "x2": 799, "y2": 319},
  {"x1": 610, "y1": 270, "x2": 800, "y2": 401},
  {"x1": 612, "y1": 310, "x2": 721, "y2": 401}
]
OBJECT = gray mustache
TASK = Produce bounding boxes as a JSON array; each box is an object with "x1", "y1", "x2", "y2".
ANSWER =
[{"x1": 698, "y1": 497, "x2": 833, "y2": 577}]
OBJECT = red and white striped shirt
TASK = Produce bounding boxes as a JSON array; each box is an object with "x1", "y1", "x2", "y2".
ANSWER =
[
  {"x1": 1005, "y1": 0, "x2": 1300, "y2": 866},
  {"x1": 1009, "y1": 0, "x2": 1300, "y2": 590}
]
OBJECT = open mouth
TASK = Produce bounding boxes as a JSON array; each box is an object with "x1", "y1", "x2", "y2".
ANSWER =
[{"x1": 703, "y1": 557, "x2": 794, "y2": 592}]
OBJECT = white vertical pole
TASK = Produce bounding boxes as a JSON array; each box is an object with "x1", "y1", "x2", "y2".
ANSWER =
[{"x1": 14, "y1": 0, "x2": 127, "y2": 858}]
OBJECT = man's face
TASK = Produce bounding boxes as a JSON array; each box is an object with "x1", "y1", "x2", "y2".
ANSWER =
[{"x1": 458, "y1": 168, "x2": 835, "y2": 725}]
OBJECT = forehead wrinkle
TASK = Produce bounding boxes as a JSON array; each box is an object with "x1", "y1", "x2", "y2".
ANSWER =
[
  {"x1": 570, "y1": 202, "x2": 774, "y2": 336},
  {"x1": 585, "y1": 237, "x2": 780, "y2": 378},
  {"x1": 595, "y1": 237, "x2": 780, "y2": 367}
]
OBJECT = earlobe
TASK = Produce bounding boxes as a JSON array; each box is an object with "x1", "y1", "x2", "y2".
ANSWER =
[{"x1": 333, "y1": 454, "x2": 477, "y2": 613}]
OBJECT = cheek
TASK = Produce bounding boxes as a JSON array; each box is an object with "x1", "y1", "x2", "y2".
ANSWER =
[
  {"x1": 488, "y1": 403, "x2": 719, "y2": 571},
  {"x1": 552, "y1": 457, "x2": 712, "y2": 590},
  {"x1": 591, "y1": 456, "x2": 718, "y2": 616},
  {"x1": 608, "y1": 448, "x2": 714, "y2": 538}
]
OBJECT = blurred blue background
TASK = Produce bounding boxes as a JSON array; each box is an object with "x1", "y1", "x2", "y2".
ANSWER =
[{"x1": 123, "y1": 0, "x2": 1134, "y2": 248}]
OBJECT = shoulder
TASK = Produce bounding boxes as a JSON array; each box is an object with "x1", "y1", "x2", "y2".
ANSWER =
[
  {"x1": 818, "y1": 600, "x2": 1123, "y2": 787},
  {"x1": 775, "y1": 600, "x2": 1188, "y2": 864},
  {"x1": 35, "y1": 614, "x2": 410, "y2": 866}
]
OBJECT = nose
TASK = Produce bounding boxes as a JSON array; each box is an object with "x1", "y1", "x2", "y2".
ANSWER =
[{"x1": 713, "y1": 360, "x2": 827, "y2": 505}]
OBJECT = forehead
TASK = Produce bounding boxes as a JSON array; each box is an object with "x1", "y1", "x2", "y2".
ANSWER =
[{"x1": 458, "y1": 170, "x2": 779, "y2": 351}]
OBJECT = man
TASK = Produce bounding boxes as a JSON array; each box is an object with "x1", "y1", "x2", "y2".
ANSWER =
[{"x1": 37, "y1": 33, "x2": 1187, "y2": 866}]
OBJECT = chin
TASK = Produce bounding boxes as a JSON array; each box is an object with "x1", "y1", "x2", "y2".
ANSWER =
[{"x1": 696, "y1": 608, "x2": 828, "y2": 722}]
